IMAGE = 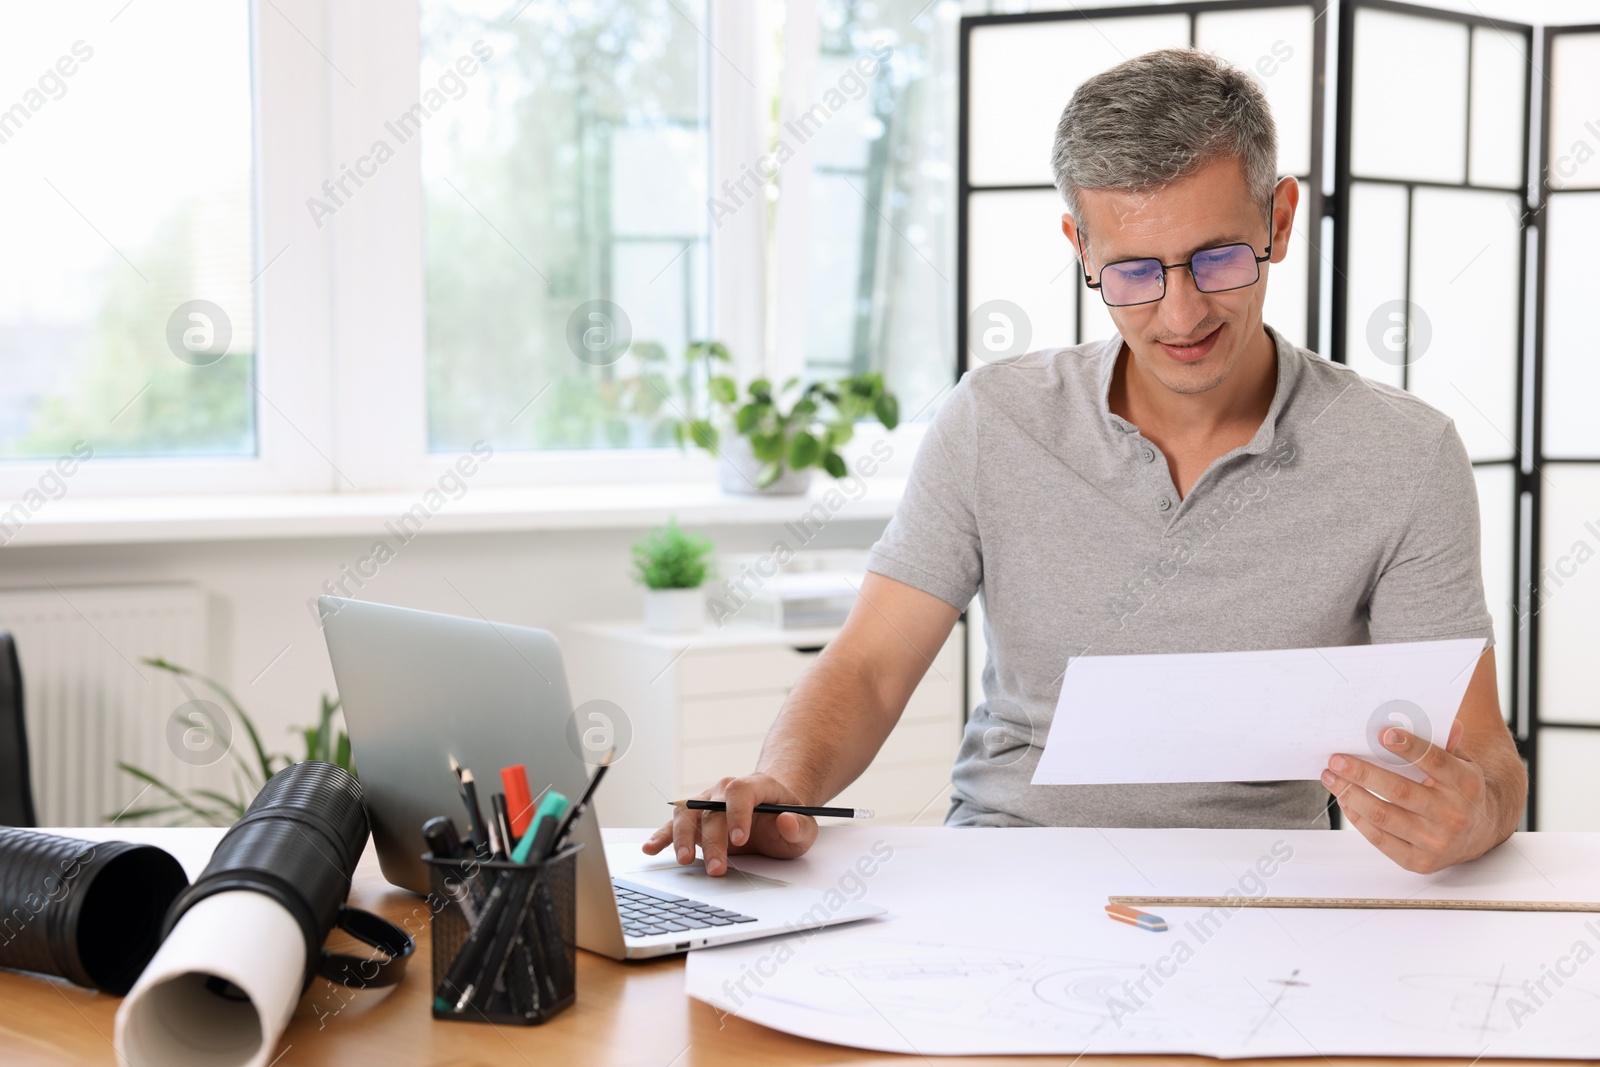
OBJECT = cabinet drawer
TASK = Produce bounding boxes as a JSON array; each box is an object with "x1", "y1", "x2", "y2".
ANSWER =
[
  {"x1": 875, "y1": 717, "x2": 961, "y2": 767},
  {"x1": 899, "y1": 639, "x2": 964, "y2": 720},
  {"x1": 679, "y1": 690, "x2": 954, "y2": 747},
  {"x1": 678, "y1": 644, "x2": 822, "y2": 698},
  {"x1": 834, "y1": 762, "x2": 953, "y2": 824},
  {"x1": 680, "y1": 692, "x2": 788, "y2": 744},
  {"x1": 681, "y1": 760, "x2": 954, "y2": 826},
  {"x1": 679, "y1": 737, "x2": 766, "y2": 791},
  {"x1": 677, "y1": 720, "x2": 959, "y2": 805}
]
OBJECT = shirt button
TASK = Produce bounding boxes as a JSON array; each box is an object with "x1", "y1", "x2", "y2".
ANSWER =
[
  {"x1": 1142, "y1": 447, "x2": 1156, "y2": 463},
  {"x1": 1157, "y1": 497, "x2": 1172, "y2": 511}
]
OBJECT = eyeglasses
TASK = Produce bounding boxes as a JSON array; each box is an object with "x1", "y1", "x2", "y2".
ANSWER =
[{"x1": 1082, "y1": 234, "x2": 1273, "y2": 308}]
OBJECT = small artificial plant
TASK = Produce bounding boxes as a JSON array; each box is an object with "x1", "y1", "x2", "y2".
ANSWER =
[
  {"x1": 671, "y1": 340, "x2": 901, "y2": 489},
  {"x1": 630, "y1": 516, "x2": 715, "y2": 590},
  {"x1": 110, "y1": 657, "x2": 352, "y2": 826}
]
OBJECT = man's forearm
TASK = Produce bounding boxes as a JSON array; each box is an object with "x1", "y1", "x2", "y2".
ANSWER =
[
  {"x1": 754, "y1": 648, "x2": 902, "y2": 805},
  {"x1": 1463, "y1": 730, "x2": 1527, "y2": 843}
]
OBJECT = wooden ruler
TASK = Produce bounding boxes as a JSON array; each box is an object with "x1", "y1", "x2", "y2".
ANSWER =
[{"x1": 1109, "y1": 895, "x2": 1600, "y2": 913}]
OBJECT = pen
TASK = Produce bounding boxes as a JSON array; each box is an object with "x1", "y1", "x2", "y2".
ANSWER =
[
  {"x1": 548, "y1": 747, "x2": 615, "y2": 856},
  {"x1": 464, "y1": 866, "x2": 541, "y2": 1013},
  {"x1": 671, "y1": 800, "x2": 875, "y2": 820},
  {"x1": 492, "y1": 792, "x2": 515, "y2": 857},
  {"x1": 460, "y1": 764, "x2": 489, "y2": 857},
  {"x1": 434, "y1": 865, "x2": 523, "y2": 1011},
  {"x1": 486, "y1": 815, "x2": 502, "y2": 860},
  {"x1": 422, "y1": 815, "x2": 485, "y2": 921},
  {"x1": 422, "y1": 815, "x2": 463, "y2": 860}
]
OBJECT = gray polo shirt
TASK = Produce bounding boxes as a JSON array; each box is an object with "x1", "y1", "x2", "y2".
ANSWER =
[{"x1": 866, "y1": 324, "x2": 1495, "y2": 830}]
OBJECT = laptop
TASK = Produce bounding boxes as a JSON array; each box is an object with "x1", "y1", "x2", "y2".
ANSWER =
[{"x1": 318, "y1": 596, "x2": 884, "y2": 960}]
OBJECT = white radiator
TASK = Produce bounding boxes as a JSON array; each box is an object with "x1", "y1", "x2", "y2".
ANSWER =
[{"x1": 0, "y1": 584, "x2": 210, "y2": 826}]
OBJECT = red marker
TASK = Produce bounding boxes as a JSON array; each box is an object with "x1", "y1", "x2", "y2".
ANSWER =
[{"x1": 500, "y1": 764, "x2": 535, "y2": 838}]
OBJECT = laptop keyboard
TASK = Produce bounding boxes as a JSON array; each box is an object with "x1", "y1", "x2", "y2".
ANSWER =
[{"x1": 612, "y1": 878, "x2": 758, "y2": 938}]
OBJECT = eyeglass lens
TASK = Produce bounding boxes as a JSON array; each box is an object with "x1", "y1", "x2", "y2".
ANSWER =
[{"x1": 1099, "y1": 243, "x2": 1262, "y2": 306}]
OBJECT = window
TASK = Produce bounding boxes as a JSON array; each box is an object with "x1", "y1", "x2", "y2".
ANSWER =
[
  {"x1": 786, "y1": 0, "x2": 960, "y2": 418},
  {"x1": 0, "y1": 3, "x2": 256, "y2": 461},
  {"x1": 1532, "y1": 24, "x2": 1600, "y2": 830},
  {"x1": 419, "y1": 0, "x2": 710, "y2": 453},
  {"x1": 1335, "y1": 2, "x2": 1531, "y2": 725}
]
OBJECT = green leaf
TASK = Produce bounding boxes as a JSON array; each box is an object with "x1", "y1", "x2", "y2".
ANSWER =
[
  {"x1": 874, "y1": 393, "x2": 900, "y2": 430},
  {"x1": 191, "y1": 790, "x2": 248, "y2": 821},
  {"x1": 709, "y1": 375, "x2": 737, "y2": 406},
  {"x1": 145, "y1": 657, "x2": 279, "y2": 785},
  {"x1": 335, "y1": 731, "x2": 353, "y2": 773},
  {"x1": 631, "y1": 515, "x2": 717, "y2": 589},
  {"x1": 704, "y1": 341, "x2": 732, "y2": 362},
  {"x1": 114, "y1": 762, "x2": 232, "y2": 825},
  {"x1": 632, "y1": 341, "x2": 668, "y2": 365},
  {"x1": 734, "y1": 402, "x2": 761, "y2": 434},
  {"x1": 750, "y1": 432, "x2": 785, "y2": 463},
  {"x1": 822, "y1": 451, "x2": 848, "y2": 478},
  {"x1": 791, "y1": 397, "x2": 817, "y2": 420},
  {"x1": 748, "y1": 378, "x2": 772, "y2": 403},
  {"x1": 321, "y1": 696, "x2": 337, "y2": 760},
  {"x1": 689, "y1": 419, "x2": 718, "y2": 451},
  {"x1": 756, "y1": 462, "x2": 783, "y2": 488},
  {"x1": 787, "y1": 430, "x2": 821, "y2": 469},
  {"x1": 779, "y1": 376, "x2": 800, "y2": 394}
]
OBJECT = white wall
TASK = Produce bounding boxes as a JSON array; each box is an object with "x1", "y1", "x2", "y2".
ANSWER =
[{"x1": 0, "y1": 515, "x2": 892, "y2": 799}]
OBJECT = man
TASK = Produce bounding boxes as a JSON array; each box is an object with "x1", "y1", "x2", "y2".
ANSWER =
[{"x1": 644, "y1": 48, "x2": 1525, "y2": 877}]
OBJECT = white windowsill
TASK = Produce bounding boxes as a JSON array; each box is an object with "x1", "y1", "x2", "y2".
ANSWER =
[{"x1": 0, "y1": 477, "x2": 909, "y2": 548}]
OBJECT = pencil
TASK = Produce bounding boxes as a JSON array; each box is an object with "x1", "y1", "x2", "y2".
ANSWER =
[{"x1": 670, "y1": 800, "x2": 874, "y2": 819}]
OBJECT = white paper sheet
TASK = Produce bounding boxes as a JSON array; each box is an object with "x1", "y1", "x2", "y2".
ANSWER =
[
  {"x1": 683, "y1": 826, "x2": 1600, "y2": 1060},
  {"x1": 1032, "y1": 637, "x2": 1486, "y2": 785}
]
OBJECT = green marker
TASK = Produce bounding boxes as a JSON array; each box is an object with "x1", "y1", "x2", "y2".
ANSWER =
[{"x1": 512, "y1": 791, "x2": 569, "y2": 864}]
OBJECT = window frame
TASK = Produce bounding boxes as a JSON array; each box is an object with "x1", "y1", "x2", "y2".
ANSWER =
[
  {"x1": 0, "y1": 0, "x2": 923, "y2": 501},
  {"x1": 0, "y1": 0, "x2": 337, "y2": 499}
]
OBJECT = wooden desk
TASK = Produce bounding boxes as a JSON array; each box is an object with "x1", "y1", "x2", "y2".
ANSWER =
[{"x1": 0, "y1": 829, "x2": 1576, "y2": 1067}]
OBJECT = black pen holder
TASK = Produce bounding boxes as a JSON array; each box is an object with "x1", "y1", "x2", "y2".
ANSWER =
[{"x1": 426, "y1": 844, "x2": 580, "y2": 1026}]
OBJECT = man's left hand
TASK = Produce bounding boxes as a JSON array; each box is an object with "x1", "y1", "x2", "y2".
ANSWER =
[{"x1": 1323, "y1": 720, "x2": 1503, "y2": 874}]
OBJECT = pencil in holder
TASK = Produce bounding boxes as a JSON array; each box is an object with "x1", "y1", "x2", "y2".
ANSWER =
[{"x1": 426, "y1": 844, "x2": 580, "y2": 1025}]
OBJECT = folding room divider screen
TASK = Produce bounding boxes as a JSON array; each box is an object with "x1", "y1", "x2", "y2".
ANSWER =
[{"x1": 957, "y1": 0, "x2": 1600, "y2": 828}]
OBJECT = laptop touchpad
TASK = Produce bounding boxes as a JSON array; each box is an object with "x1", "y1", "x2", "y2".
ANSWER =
[{"x1": 630, "y1": 860, "x2": 791, "y2": 894}]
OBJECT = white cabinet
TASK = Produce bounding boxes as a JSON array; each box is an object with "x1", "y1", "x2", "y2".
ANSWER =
[{"x1": 560, "y1": 621, "x2": 966, "y2": 828}]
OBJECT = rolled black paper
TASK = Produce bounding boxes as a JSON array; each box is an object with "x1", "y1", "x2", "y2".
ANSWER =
[
  {"x1": 161, "y1": 759, "x2": 396, "y2": 993},
  {"x1": 0, "y1": 828, "x2": 189, "y2": 994}
]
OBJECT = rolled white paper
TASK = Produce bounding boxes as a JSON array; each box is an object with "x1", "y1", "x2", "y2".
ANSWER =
[{"x1": 115, "y1": 889, "x2": 307, "y2": 1067}]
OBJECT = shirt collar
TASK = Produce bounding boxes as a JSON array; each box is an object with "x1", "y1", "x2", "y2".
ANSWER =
[{"x1": 1095, "y1": 323, "x2": 1301, "y2": 455}]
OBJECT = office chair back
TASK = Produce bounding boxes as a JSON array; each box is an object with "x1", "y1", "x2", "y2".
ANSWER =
[{"x1": 0, "y1": 634, "x2": 36, "y2": 826}]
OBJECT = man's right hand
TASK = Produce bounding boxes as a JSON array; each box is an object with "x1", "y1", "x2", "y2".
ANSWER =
[{"x1": 640, "y1": 772, "x2": 819, "y2": 876}]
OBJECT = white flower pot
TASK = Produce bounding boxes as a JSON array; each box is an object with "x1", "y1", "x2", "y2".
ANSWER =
[
  {"x1": 643, "y1": 587, "x2": 706, "y2": 633},
  {"x1": 717, "y1": 435, "x2": 812, "y2": 496}
]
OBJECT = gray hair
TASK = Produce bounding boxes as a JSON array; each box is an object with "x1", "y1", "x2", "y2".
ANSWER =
[{"x1": 1051, "y1": 48, "x2": 1279, "y2": 229}]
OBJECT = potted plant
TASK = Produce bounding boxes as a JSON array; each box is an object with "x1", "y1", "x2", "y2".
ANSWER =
[
  {"x1": 670, "y1": 341, "x2": 900, "y2": 495},
  {"x1": 110, "y1": 658, "x2": 352, "y2": 825},
  {"x1": 632, "y1": 516, "x2": 715, "y2": 632}
]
